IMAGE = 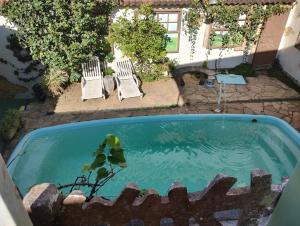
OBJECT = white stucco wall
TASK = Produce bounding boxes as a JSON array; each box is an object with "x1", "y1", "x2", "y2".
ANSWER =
[
  {"x1": 277, "y1": 0, "x2": 300, "y2": 83},
  {"x1": 0, "y1": 155, "x2": 33, "y2": 226},
  {"x1": 0, "y1": 16, "x2": 42, "y2": 98},
  {"x1": 112, "y1": 8, "x2": 246, "y2": 69}
]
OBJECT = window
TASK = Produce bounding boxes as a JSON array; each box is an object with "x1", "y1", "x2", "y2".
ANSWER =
[
  {"x1": 295, "y1": 32, "x2": 300, "y2": 51},
  {"x1": 156, "y1": 11, "x2": 181, "y2": 53},
  {"x1": 209, "y1": 14, "x2": 246, "y2": 49}
]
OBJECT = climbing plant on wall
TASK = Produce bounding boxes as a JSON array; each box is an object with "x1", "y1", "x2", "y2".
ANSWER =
[
  {"x1": 183, "y1": 0, "x2": 206, "y2": 60},
  {"x1": 184, "y1": 0, "x2": 291, "y2": 61}
]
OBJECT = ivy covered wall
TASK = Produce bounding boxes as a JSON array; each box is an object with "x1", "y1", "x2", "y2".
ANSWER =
[{"x1": 111, "y1": 8, "x2": 248, "y2": 69}]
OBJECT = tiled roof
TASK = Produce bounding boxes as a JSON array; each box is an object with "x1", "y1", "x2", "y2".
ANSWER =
[
  {"x1": 120, "y1": 0, "x2": 191, "y2": 7},
  {"x1": 120, "y1": 0, "x2": 295, "y2": 6},
  {"x1": 225, "y1": 0, "x2": 295, "y2": 4}
]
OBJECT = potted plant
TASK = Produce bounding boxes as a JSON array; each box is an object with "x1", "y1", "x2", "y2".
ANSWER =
[{"x1": 103, "y1": 67, "x2": 116, "y2": 95}]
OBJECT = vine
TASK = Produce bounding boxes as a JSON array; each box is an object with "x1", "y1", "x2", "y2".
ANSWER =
[
  {"x1": 183, "y1": 0, "x2": 205, "y2": 60},
  {"x1": 185, "y1": 0, "x2": 292, "y2": 63}
]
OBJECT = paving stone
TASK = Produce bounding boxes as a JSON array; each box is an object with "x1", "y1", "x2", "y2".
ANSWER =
[{"x1": 292, "y1": 112, "x2": 300, "y2": 125}]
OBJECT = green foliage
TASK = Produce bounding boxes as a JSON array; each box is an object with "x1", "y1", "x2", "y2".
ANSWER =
[
  {"x1": 57, "y1": 134, "x2": 127, "y2": 199},
  {"x1": 183, "y1": 0, "x2": 205, "y2": 57},
  {"x1": 0, "y1": 0, "x2": 117, "y2": 82},
  {"x1": 42, "y1": 68, "x2": 68, "y2": 97},
  {"x1": 103, "y1": 67, "x2": 115, "y2": 76},
  {"x1": 0, "y1": 109, "x2": 21, "y2": 141},
  {"x1": 109, "y1": 4, "x2": 169, "y2": 80},
  {"x1": 185, "y1": 0, "x2": 291, "y2": 51},
  {"x1": 167, "y1": 59, "x2": 178, "y2": 73},
  {"x1": 83, "y1": 134, "x2": 126, "y2": 179},
  {"x1": 229, "y1": 63, "x2": 256, "y2": 77}
]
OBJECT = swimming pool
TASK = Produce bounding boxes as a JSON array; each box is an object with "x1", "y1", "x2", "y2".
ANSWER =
[{"x1": 8, "y1": 114, "x2": 300, "y2": 197}]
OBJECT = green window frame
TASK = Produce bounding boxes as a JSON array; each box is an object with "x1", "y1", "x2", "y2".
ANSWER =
[{"x1": 156, "y1": 11, "x2": 181, "y2": 53}]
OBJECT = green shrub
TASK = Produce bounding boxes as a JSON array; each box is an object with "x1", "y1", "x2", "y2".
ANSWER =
[
  {"x1": 109, "y1": 4, "x2": 168, "y2": 80},
  {"x1": 0, "y1": 109, "x2": 21, "y2": 141},
  {"x1": 104, "y1": 67, "x2": 115, "y2": 76},
  {"x1": 42, "y1": 69, "x2": 69, "y2": 97},
  {"x1": 168, "y1": 59, "x2": 178, "y2": 73},
  {"x1": 229, "y1": 63, "x2": 256, "y2": 77}
]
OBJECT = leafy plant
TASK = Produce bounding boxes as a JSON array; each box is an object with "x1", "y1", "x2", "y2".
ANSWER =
[
  {"x1": 0, "y1": 109, "x2": 21, "y2": 141},
  {"x1": 104, "y1": 67, "x2": 115, "y2": 76},
  {"x1": 42, "y1": 68, "x2": 68, "y2": 97},
  {"x1": 109, "y1": 4, "x2": 169, "y2": 81},
  {"x1": 0, "y1": 0, "x2": 117, "y2": 82},
  {"x1": 229, "y1": 63, "x2": 256, "y2": 77},
  {"x1": 185, "y1": 0, "x2": 291, "y2": 61},
  {"x1": 58, "y1": 134, "x2": 127, "y2": 201},
  {"x1": 167, "y1": 59, "x2": 178, "y2": 73},
  {"x1": 183, "y1": 0, "x2": 206, "y2": 59}
]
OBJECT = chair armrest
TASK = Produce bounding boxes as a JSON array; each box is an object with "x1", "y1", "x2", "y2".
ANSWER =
[
  {"x1": 113, "y1": 75, "x2": 121, "y2": 87},
  {"x1": 132, "y1": 73, "x2": 140, "y2": 87}
]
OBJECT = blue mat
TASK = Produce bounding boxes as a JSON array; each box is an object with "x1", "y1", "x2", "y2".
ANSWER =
[{"x1": 216, "y1": 74, "x2": 246, "y2": 85}]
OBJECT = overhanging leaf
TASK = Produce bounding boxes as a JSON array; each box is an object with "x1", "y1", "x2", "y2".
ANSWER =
[
  {"x1": 96, "y1": 167, "x2": 109, "y2": 180},
  {"x1": 90, "y1": 154, "x2": 106, "y2": 170},
  {"x1": 106, "y1": 134, "x2": 121, "y2": 149},
  {"x1": 82, "y1": 164, "x2": 91, "y2": 172},
  {"x1": 110, "y1": 148, "x2": 126, "y2": 163},
  {"x1": 107, "y1": 156, "x2": 119, "y2": 165}
]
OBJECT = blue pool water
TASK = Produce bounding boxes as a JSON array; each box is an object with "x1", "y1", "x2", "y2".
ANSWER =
[{"x1": 8, "y1": 115, "x2": 300, "y2": 197}]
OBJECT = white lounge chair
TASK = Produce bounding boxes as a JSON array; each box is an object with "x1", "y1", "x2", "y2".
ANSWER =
[
  {"x1": 81, "y1": 57, "x2": 106, "y2": 101},
  {"x1": 114, "y1": 59, "x2": 143, "y2": 101}
]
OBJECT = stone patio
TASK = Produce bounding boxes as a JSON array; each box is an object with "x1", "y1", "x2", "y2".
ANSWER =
[
  {"x1": 55, "y1": 78, "x2": 182, "y2": 113},
  {"x1": 54, "y1": 72, "x2": 300, "y2": 113},
  {"x1": 181, "y1": 73, "x2": 300, "y2": 105},
  {"x1": 2, "y1": 72, "x2": 300, "y2": 160}
]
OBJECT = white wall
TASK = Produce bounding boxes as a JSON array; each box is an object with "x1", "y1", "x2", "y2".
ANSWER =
[
  {"x1": 277, "y1": 0, "x2": 300, "y2": 83},
  {"x1": 112, "y1": 8, "x2": 246, "y2": 70},
  {"x1": 0, "y1": 16, "x2": 42, "y2": 98},
  {"x1": 0, "y1": 155, "x2": 33, "y2": 226}
]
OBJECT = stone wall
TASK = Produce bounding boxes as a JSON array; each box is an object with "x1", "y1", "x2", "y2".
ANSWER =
[{"x1": 22, "y1": 169, "x2": 284, "y2": 226}]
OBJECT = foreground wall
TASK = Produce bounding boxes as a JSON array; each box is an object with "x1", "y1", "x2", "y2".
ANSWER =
[
  {"x1": 277, "y1": 0, "x2": 300, "y2": 83},
  {"x1": 23, "y1": 169, "x2": 283, "y2": 226},
  {"x1": 0, "y1": 155, "x2": 33, "y2": 226}
]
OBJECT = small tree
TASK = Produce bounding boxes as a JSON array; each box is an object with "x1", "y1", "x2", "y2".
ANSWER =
[
  {"x1": 109, "y1": 4, "x2": 169, "y2": 81},
  {"x1": 58, "y1": 134, "x2": 127, "y2": 201},
  {"x1": 0, "y1": 0, "x2": 117, "y2": 82}
]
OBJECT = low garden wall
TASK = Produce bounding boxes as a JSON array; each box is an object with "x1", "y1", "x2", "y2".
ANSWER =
[{"x1": 23, "y1": 169, "x2": 284, "y2": 226}]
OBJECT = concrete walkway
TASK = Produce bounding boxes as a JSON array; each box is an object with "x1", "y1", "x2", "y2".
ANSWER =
[{"x1": 55, "y1": 78, "x2": 182, "y2": 113}]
